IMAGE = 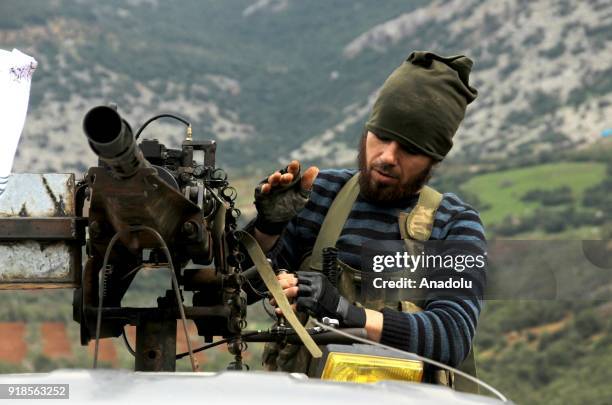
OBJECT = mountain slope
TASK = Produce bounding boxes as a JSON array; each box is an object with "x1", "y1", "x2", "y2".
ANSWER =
[{"x1": 1, "y1": 0, "x2": 610, "y2": 175}]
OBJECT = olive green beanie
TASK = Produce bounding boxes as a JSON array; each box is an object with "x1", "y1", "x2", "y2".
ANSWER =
[{"x1": 365, "y1": 51, "x2": 478, "y2": 161}]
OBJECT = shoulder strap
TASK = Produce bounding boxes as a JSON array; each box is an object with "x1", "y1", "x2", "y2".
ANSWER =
[
  {"x1": 306, "y1": 177, "x2": 443, "y2": 271},
  {"x1": 399, "y1": 185, "x2": 443, "y2": 241},
  {"x1": 454, "y1": 349, "x2": 479, "y2": 394},
  {"x1": 305, "y1": 173, "x2": 360, "y2": 271},
  {"x1": 399, "y1": 187, "x2": 479, "y2": 393}
]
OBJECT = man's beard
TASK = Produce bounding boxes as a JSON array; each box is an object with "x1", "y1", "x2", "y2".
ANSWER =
[{"x1": 357, "y1": 134, "x2": 435, "y2": 203}]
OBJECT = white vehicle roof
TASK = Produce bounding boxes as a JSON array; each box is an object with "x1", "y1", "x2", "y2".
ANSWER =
[{"x1": 0, "y1": 369, "x2": 509, "y2": 405}]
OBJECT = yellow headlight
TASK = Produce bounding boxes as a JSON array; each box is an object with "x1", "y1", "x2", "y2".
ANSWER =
[{"x1": 320, "y1": 353, "x2": 424, "y2": 384}]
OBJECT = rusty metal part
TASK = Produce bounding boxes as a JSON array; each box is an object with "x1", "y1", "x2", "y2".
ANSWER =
[
  {"x1": 182, "y1": 221, "x2": 196, "y2": 235},
  {"x1": 84, "y1": 305, "x2": 231, "y2": 323},
  {"x1": 0, "y1": 173, "x2": 75, "y2": 217},
  {"x1": 182, "y1": 267, "x2": 222, "y2": 290},
  {"x1": 0, "y1": 217, "x2": 85, "y2": 240},
  {"x1": 0, "y1": 173, "x2": 82, "y2": 290},
  {"x1": 86, "y1": 167, "x2": 201, "y2": 251},
  {"x1": 135, "y1": 315, "x2": 177, "y2": 372},
  {"x1": 182, "y1": 139, "x2": 216, "y2": 168}
]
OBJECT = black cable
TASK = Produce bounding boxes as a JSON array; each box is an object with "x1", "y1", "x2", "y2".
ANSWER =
[
  {"x1": 122, "y1": 327, "x2": 136, "y2": 357},
  {"x1": 176, "y1": 331, "x2": 260, "y2": 360},
  {"x1": 240, "y1": 270, "x2": 276, "y2": 320},
  {"x1": 135, "y1": 114, "x2": 190, "y2": 140},
  {"x1": 120, "y1": 264, "x2": 143, "y2": 281},
  {"x1": 242, "y1": 272, "x2": 269, "y2": 299},
  {"x1": 261, "y1": 298, "x2": 277, "y2": 321}
]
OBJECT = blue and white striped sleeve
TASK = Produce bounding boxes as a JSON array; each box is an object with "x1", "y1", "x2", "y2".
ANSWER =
[{"x1": 380, "y1": 197, "x2": 486, "y2": 367}]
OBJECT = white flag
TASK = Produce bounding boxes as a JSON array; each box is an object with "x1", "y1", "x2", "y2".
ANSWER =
[{"x1": 0, "y1": 48, "x2": 37, "y2": 196}]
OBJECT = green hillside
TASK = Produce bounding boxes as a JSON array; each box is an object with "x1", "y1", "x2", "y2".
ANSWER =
[
  {"x1": 476, "y1": 300, "x2": 612, "y2": 405},
  {"x1": 462, "y1": 143, "x2": 612, "y2": 403},
  {"x1": 461, "y1": 162, "x2": 606, "y2": 225}
]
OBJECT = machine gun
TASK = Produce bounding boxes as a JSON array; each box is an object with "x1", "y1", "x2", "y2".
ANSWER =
[{"x1": 78, "y1": 104, "x2": 250, "y2": 371}]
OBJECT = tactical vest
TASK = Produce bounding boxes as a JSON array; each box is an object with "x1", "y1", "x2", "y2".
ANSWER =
[{"x1": 262, "y1": 173, "x2": 478, "y2": 393}]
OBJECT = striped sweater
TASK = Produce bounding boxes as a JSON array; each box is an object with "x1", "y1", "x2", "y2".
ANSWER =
[{"x1": 269, "y1": 168, "x2": 486, "y2": 367}]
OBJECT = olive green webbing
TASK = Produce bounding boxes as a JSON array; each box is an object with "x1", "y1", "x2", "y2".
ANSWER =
[
  {"x1": 455, "y1": 349, "x2": 478, "y2": 393},
  {"x1": 307, "y1": 176, "x2": 443, "y2": 267},
  {"x1": 302, "y1": 173, "x2": 361, "y2": 272},
  {"x1": 236, "y1": 231, "x2": 322, "y2": 359},
  {"x1": 404, "y1": 185, "x2": 443, "y2": 241}
]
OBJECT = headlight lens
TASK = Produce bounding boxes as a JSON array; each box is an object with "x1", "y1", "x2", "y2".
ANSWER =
[{"x1": 320, "y1": 352, "x2": 424, "y2": 383}]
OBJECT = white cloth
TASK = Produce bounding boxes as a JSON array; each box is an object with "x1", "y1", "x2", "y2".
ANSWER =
[{"x1": 0, "y1": 48, "x2": 37, "y2": 196}]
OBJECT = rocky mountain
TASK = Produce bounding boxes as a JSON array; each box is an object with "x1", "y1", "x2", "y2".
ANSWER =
[
  {"x1": 1, "y1": 0, "x2": 610, "y2": 175},
  {"x1": 290, "y1": 0, "x2": 612, "y2": 166}
]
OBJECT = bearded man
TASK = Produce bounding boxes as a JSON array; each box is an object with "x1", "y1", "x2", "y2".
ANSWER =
[{"x1": 246, "y1": 51, "x2": 485, "y2": 389}]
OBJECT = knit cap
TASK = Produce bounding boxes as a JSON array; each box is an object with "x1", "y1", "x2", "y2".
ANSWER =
[{"x1": 365, "y1": 51, "x2": 478, "y2": 160}]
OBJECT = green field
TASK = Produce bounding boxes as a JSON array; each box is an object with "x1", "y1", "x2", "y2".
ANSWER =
[{"x1": 461, "y1": 162, "x2": 606, "y2": 226}]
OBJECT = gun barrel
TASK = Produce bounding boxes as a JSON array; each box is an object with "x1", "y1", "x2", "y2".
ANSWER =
[{"x1": 83, "y1": 105, "x2": 147, "y2": 178}]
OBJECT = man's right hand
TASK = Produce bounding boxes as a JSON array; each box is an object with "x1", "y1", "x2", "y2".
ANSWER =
[
  {"x1": 254, "y1": 160, "x2": 318, "y2": 236},
  {"x1": 270, "y1": 271, "x2": 367, "y2": 329}
]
